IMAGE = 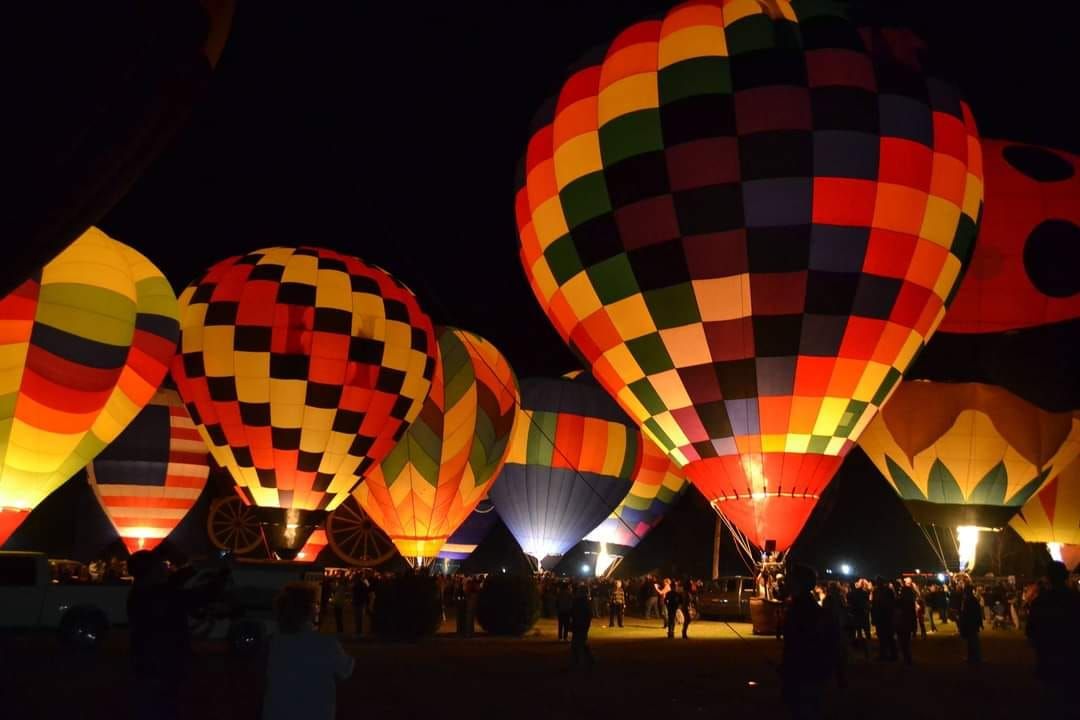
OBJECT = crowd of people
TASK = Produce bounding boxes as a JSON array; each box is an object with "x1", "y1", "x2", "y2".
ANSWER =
[{"x1": 779, "y1": 561, "x2": 1080, "y2": 718}]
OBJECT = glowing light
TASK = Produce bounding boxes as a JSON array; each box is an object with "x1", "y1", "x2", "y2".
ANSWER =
[
  {"x1": 581, "y1": 563, "x2": 590, "y2": 574},
  {"x1": 747, "y1": 681, "x2": 758, "y2": 688},
  {"x1": 957, "y1": 526, "x2": 980, "y2": 572},
  {"x1": 1047, "y1": 542, "x2": 1063, "y2": 563},
  {"x1": 283, "y1": 509, "x2": 300, "y2": 546},
  {"x1": 297, "y1": 551, "x2": 307, "y2": 560},
  {"x1": 741, "y1": 456, "x2": 767, "y2": 495},
  {"x1": 840, "y1": 563, "x2": 852, "y2": 575},
  {"x1": 937, "y1": 573, "x2": 947, "y2": 583},
  {"x1": 595, "y1": 542, "x2": 617, "y2": 577}
]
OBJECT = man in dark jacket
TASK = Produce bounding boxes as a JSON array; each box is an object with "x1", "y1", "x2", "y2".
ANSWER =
[
  {"x1": 782, "y1": 565, "x2": 832, "y2": 720},
  {"x1": 556, "y1": 581, "x2": 573, "y2": 641},
  {"x1": 896, "y1": 578, "x2": 918, "y2": 665},
  {"x1": 128, "y1": 551, "x2": 229, "y2": 720},
  {"x1": 958, "y1": 581, "x2": 983, "y2": 664},
  {"x1": 1026, "y1": 561, "x2": 1080, "y2": 712},
  {"x1": 570, "y1": 583, "x2": 594, "y2": 667},
  {"x1": 847, "y1": 579, "x2": 871, "y2": 659},
  {"x1": 665, "y1": 581, "x2": 691, "y2": 638},
  {"x1": 871, "y1": 577, "x2": 897, "y2": 661}
]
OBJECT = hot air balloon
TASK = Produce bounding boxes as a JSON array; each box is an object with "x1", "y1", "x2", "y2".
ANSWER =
[
  {"x1": 582, "y1": 434, "x2": 688, "y2": 575},
  {"x1": 171, "y1": 247, "x2": 436, "y2": 559},
  {"x1": 0, "y1": 228, "x2": 179, "y2": 546},
  {"x1": 488, "y1": 373, "x2": 640, "y2": 569},
  {"x1": 859, "y1": 382, "x2": 1080, "y2": 570},
  {"x1": 87, "y1": 388, "x2": 209, "y2": 553},
  {"x1": 439, "y1": 498, "x2": 500, "y2": 561},
  {"x1": 515, "y1": 1, "x2": 982, "y2": 554},
  {"x1": 1010, "y1": 454, "x2": 1080, "y2": 570},
  {"x1": 7, "y1": 1, "x2": 235, "y2": 298},
  {"x1": 910, "y1": 140, "x2": 1080, "y2": 409},
  {"x1": 354, "y1": 328, "x2": 519, "y2": 566}
]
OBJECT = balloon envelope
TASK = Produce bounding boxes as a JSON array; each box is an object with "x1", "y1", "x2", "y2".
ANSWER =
[
  {"x1": 88, "y1": 388, "x2": 210, "y2": 553},
  {"x1": 438, "y1": 498, "x2": 499, "y2": 561},
  {"x1": 171, "y1": 247, "x2": 436, "y2": 547},
  {"x1": 584, "y1": 434, "x2": 687, "y2": 551},
  {"x1": 0, "y1": 228, "x2": 179, "y2": 546},
  {"x1": 860, "y1": 382, "x2": 1080, "y2": 528},
  {"x1": 488, "y1": 374, "x2": 639, "y2": 563},
  {"x1": 355, "y1": 328, "x2": 519, "y2": 560},
  {"x1": 6, "y1": 1, "x2": 233, "y2": 298},
  {"x1": 516, "y1": 1, "x2": 982, "y2": 550},
  {"x1": 1010, "y1": 454, "x2": 1080, "y2": 548}
]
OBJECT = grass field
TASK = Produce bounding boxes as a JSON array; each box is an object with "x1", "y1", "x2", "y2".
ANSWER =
[{"x1": 1, "y1": 616, "x2": 1043, "y2": 719}]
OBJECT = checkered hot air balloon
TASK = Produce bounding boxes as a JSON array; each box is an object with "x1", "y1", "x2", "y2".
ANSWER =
[
  {"x1": 488, "y1": 373, "x2": 640, "y2": 568},
  {"x1": 88, "y1": 388, "x2": 210, "y2": 553},
  {"x1": 171, "y1": 247, "x2": 436, "y2": 559},
  {"x1": 0, "y1": 228, "x2": 179, "y2": 546},
  {"x1": 353, "y1": 328, "x2": 519, "y2": 566},
  {"x1": 515, "y1": 1, "x2": 982, "y2": 552}
]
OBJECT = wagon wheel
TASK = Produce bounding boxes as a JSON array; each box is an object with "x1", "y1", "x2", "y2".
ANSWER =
[
  {"x1": 207, "y1": 496, "x2": 262, "y2": 554},
  {"x1": 326, "y1": 497, "x2": 397, "y2": 567}
]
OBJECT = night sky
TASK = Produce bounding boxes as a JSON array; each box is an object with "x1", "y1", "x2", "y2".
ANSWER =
[{"x1": 86, "y1": 1, "x2": 1079, "y2": 576}]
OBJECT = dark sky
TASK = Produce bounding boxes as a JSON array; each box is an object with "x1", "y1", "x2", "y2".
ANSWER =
[{"x1": 96, "y1": 1, "x2": 1078, "y2": 575}]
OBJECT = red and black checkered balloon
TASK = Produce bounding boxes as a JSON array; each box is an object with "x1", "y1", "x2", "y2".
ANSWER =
[
  {"x1": 172, "y1": 247, "x2": 436, "y2": 513},
  {"x1": 516, "y1": 1, "x2": 983, "y2": 551}
]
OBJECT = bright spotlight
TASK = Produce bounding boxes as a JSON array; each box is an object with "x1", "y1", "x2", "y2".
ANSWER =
[
  {"x1": 840, "y1": 563, "x2": 852, "y2": 576},
  {"x1": 581, "y1": 563, "x2": 590, "y2": 574},
  {"x1": 937, "y1": 573, "x2": 947, "y2": 583}
]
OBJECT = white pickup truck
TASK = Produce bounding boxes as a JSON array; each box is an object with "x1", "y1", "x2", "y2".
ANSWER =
[{"x1": 0, "y1": 551, "x2": 130, "y2": 647}]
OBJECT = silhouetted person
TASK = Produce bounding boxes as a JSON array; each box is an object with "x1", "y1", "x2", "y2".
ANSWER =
[
  {"x1": 847, "y1": 579, "x2": 871, "y2": 659},
  {"x1": 642, "y1": 576, "x2": 660, "y2": 620},
  {"x1": 781, "y1": 565, "x2": 831, "y2": 720},
  {"x1": 871, "y1": 577, "x2": 897, "y2": 661},
  {"x1": 1026, "y1": 561, "x2": 1080, "y2": 712},
  {"x1": 127, "y1": 550, "x2": 228, "y2": 720},
  {"x1": 958, "y1": 582, "x2": 983, "y2": 665},
  {"x1": 656, "y1": 577, "x2": 672, "y2": 627},
  {"x1": 351, "y1": 573, "x2": 369, "y2": 637},
  {"x1": 822, "y1": 583, "x2": 848, "y2": 688},
  {"x1": 609, "y1": 579, "x2": 625, "y2": 628},
  {"x1": 262, "y1": 583, "x2": 354, "y2": 720},
  {"x1": 556, "y1": 582, "x2": 573, "y2": 641},
  {"x1": 896, "y1": 578, "x2": 918, "y2": 665},
  {"x1": 665, "y1": 581, "x2": 686, "y2": 638},
  {"x1": 570, "y1": 584, "x2": 593, "y2": 667}
]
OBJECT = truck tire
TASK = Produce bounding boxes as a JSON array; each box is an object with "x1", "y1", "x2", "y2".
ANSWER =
[{"x1": 59, "y1": 607, "x2": 108, "y2": 650}]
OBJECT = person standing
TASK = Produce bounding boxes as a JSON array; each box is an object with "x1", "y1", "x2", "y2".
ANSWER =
[
  {"x1": 570, "y1": 583, "x2": 594, "y2": 668},
  {"x1": 781, "y1": 565, "x2": 832, "y2": 720},
  {"x1": 556, "y1": 581, "x2": 573, "y2": 641},
  {"x1": 958, "y1": 581, "x2": 983, "y2": 665},
  {"x1": 822, "y1": 583, "x2": 848, "y2": 688},
  {"x1": 127, "y1": 551, "x2": 229, "y2": 720},
  {"x1": 261, "y1": 583, "x2": 354, "y2": 720},
  {"x1": 608, "y1": 579, "x2": 626, "y2": 628},
  {"x1": 896, "y1": 578, "x2": 918, "y2": 665},
  {"x1": 665, "y1": 581, "x2": 686, "y2": 638},
  {"x1": 656, "y1": 577, "x2": 672, "y2": 628},
  {"x1": 847, "y1": 579, "x2": 871, "y2": 660},
  {"x1": 642, "y1": 576, "x2": 660, "y2": 620},
  {"x1": 330, "y1": 578, "x2": 348, "y2": 634},
  {"x1": 351, "y1": 573, "x2": 370, "y2": 638},
  {"x1": 1025, "y1": 561, "x2": 1080, "y2": 713},
  {"x1": 871, "y1": 577, "x2": 897, "y2": 661}
]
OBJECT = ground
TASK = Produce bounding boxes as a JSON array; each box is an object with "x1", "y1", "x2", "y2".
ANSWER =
[{"x1": 1, "y1": 615, "x2": 1045, "y2": 719}]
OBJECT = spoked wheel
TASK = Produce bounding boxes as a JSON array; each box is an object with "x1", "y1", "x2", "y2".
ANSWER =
[
  {"x1": 326, "y1": 496, "x2": 397, "y2": 567},
  {"x1": 207, "y1": 496, "x2": 262, "y2": 554}
]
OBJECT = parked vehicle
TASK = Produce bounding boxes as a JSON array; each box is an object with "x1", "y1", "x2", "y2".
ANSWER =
[
  {"x1": 696, "y1": 576, "x2": 755, "y2": 620},
  {"x1": 0, "y1": 551, "x2": 130, "y2": 648}
]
